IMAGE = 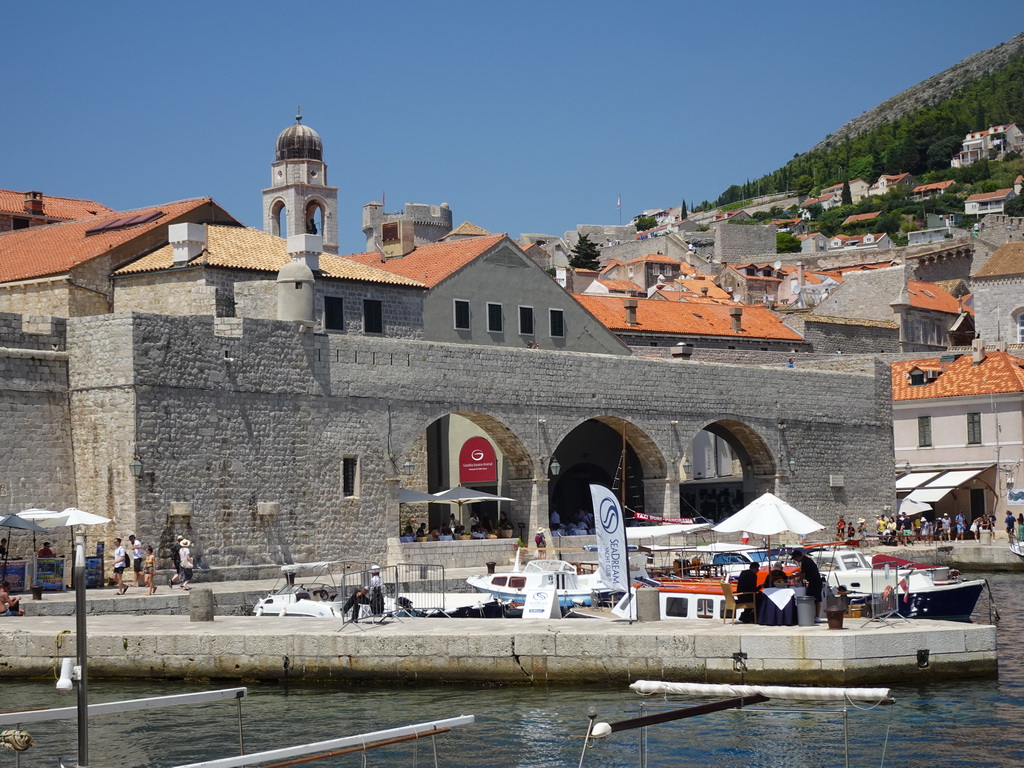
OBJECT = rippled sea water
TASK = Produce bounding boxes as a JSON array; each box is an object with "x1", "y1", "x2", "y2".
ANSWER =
[{"x1": 1, "y1": 573, "x2": 1020, "y2": 767}]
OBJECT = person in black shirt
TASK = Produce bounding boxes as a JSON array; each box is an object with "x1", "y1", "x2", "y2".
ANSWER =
[
  {"x1": 734, "y1": 562, "x2": 760, "y2": 623},
  {"x1": 791, "y1": 548, "x2": 823, "y2": 620}
]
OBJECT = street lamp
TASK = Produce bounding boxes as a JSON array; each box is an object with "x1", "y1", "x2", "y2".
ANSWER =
[
  {"x1": 402, "y1": 459, "x2": 415, "y2": 476},
  {"x1": 548, "y1": 456, "x2": 561, "y2": 476},
  {"x1": 682, "y1": 456, "x2": 692, "y2": 478},
  {"x1": 129, "y1": 456, "x2": 143, "y2": 479}
]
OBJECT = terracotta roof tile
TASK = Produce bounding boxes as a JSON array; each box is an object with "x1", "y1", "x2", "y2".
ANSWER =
[
  {"x1": 441, "y1": 221, "x2": 491, "y2": 239},
  {"x1": 905, "y1": 280, "x2": 963, "y2": 314},
  {"x1": 892, "y1": 350, "x2": 1024, "y2": 401},
  {"x1": 842, "y1": 211, "x2": 881, "y2": 225},
  {"x1": 596, "y1": 279, "x2": 642, "y2": 293},
  {"x1": 966, "y1": 188, "x2": 1014, "y2": 202},
  {"x1": 0, "y1": 189, "x2": 116, "y2": 221},
  {"x1": 973, "y1": 242, "x2": 1024, "y2": 278},
  {"x1": 347, "y1": 233, "x2": 508, "y2": 288},
  {"x1": 572, "y1": 294, "x2": 803, "y2": 340},
  {"x1": 913, "y1": 180, "x2": 955, "y2": 193},
  {"x1": 115, "y1": 225, "x2": 424, "y2": 287},
  {"x1": 0, "y1": 198, "x2": 222, "y2": 284}
]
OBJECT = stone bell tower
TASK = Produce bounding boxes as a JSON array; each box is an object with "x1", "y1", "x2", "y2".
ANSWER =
[{"x1": 262, "y1": 112, "x2": 339, "y2": 254}]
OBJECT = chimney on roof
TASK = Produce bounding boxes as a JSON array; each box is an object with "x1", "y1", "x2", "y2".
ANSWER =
[
  {"x1": 624, "y1": 299, "x2": 638, "y2": 326},
  {"x1": 729, "y1": 305, "x2": 743, "y2": 333},
  {"x1": 23, "y1": 191, "x2": 43, "y2": 216},
  {"x1": 972, "y1": 338, "x2": 986, "y2": 365},
  {"x1": 168, "y1": 222, "x2": 206, "y2": 267},
  {"x1": 701, "y1": 286, "x2": 709, "y2": 296},
  {"x1": 797, "y1": 261, "x2": 805, "y2": 289},
  {"x1": 287, "y1": 233, "x2": 322, "y2": 272}
]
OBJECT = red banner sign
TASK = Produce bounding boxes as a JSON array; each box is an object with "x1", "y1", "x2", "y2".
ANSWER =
[
  {"x1": 459, "y1": 436, "x2": 497, "y2": 483},
  {"x1": 632, "y1": 512, "x2": 696, "y2": 524}
]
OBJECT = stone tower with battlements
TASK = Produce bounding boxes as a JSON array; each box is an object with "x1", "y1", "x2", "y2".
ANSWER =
[
  {"x1": 362, "y1": 201, "x2": 453, "y2": 251},
  {"x1": 262, "y1": 114, "x2": 339, "y2": 254}
]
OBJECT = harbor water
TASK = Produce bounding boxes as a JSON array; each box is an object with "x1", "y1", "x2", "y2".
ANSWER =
[{"x1": 0, "y1": 572, "x2": 1020, "y2": 767}]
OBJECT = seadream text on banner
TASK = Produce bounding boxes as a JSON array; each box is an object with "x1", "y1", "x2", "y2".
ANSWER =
[{"x1": 590, "y1": 483, "x2": 631, "y2": 593}]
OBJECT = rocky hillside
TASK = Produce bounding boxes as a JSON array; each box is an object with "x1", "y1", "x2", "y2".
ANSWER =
[{"x1": 811, "y1": 31, "x2": 1024, "y2": 152}]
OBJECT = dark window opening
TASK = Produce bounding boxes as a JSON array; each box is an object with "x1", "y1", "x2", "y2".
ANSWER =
[
  {"x1": 325, "y1": 297, "x2": 344, "y2": 331},
  {"x1": 363, "y1": 299, "x2": 383, "y2": 334},
  {"x1": 549, "y1": 309, "x2": 564, "y2": 338},
  {"x1": 519, "y1": 306, "x2": 534, "y2": 335},
  {"x1": 454, "y1": 300, "x2": 470, "y2": 330},
  {"x1": 487, "y1": 303, "x2": 503, "y2": 333}
]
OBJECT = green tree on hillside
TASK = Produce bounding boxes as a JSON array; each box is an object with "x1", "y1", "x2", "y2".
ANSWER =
[
  {"x1": 841, "y1": 181, "x2": 852, "y2": 205},
  {"x1": 777, "y1": 232, "x2": 802, "y2": 253},
  {"x1": 569, "y1": 233, "x2": 601, "y2": 270},
  {"x1": 634, "y1": 215, "x2": 657, "y2": 232}
]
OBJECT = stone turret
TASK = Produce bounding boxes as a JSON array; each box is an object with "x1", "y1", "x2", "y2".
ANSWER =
[{"x1": 362, "y1": 201, "x2": 452, "y2": 251}]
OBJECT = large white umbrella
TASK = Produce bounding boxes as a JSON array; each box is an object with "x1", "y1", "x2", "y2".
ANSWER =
[
  {"x1": 20, "y1": 507, "x2": 111, "y2": 529},
  {"x1": 713, "y1": 491, "x2": 824, "y2": 564},
  {"x1": 625, "y1": 522, "x2": 712, "y2": 541},
  {"x1": 431, "y1": 487, "x2": 514, "y2": 528}
]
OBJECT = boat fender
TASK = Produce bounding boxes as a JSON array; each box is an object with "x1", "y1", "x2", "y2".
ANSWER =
[{"x1": 314, "y1": 589, "x2": 330, "y2": 601}]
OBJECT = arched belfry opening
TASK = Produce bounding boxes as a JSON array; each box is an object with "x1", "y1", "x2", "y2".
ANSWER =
[
  {"x1": 262, "y1": 112, "x2": 339, "y2": 253},
  {"x1": 679, "y1": 418, "x2": 775, "y2": 522}
]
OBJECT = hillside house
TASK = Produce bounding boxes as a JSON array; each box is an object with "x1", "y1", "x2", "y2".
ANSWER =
[
  {"x1": 970, "y1": 240, "x2": 1024, "y2": 343},
  {"x1": 797, "y1": 232, "x2": 830, "y2": 253},
  {"x1": 951, "y1": 123, "x2": 1024, "y2": 168},
  {"x1": 842, "y1": 211, "x2": 882, "y2": 228},
  {"x1": 868, "y1": 173, "x2": 919, "y2": 198},
  {"x1": 828, "y1": 232, "x2": 893, "y2": 252},
  {"x1": 965, "y1": 188, "x2": 1017, "y2": 216},
  {"x1": 912, "y1": 180, "x2": 956, "y2": 201}
]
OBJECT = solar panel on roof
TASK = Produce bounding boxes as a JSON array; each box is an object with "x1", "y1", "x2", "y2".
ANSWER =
[{"x1": 84, "y1": 211, "x2": 163, "y2": 236}]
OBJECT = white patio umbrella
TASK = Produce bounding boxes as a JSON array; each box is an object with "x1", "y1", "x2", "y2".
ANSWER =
[
  {"x1": 20, "y1": 507, "x2": 111, "y2": 529},
  {"x1": 712, "y1": 491, "x2": 824, "y2": 565},
  {"x1": 431, "y1": 487, "x2": 514, "y2": 527},
  {"x1": 398, "y1": 488, "x2": 440, "y2": 504}
]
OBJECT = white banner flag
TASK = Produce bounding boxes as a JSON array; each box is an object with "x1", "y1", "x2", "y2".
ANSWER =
[{"x1": 590, "y1": 484, "x2": 631, "y2": 593}]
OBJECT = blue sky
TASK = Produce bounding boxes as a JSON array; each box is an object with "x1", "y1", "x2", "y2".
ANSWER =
[{"x1": 4, "y1": 3, "x2": 1022, "y2": 254}]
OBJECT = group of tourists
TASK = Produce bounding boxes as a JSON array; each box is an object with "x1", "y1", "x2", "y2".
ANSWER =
[
  {"x1": 111, "y1": 534, "x2": 194, "y2": 593},
  {"x1": 867, "y1": 510, "x2": 1022, "y2": 545}
]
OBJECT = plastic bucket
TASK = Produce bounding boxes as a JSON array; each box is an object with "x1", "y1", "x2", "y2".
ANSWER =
[{"x1": 795, "y1": 595, "x2": 816, "y2": 626}]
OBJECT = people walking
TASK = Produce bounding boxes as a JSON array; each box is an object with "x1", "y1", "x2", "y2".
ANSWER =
[
  {"x1": 113, "y1": 537, "x2": 130, "y2": 594},
  {"x1": 128, "y1": 534, "x2": 144, "y2": 587},
  {"x1": 170, "y1": 534, "x2": 183, "y2": 585},
  {"x1": 144, "y1": 546, "x2": 157, "y2": 595},
  {"x1": 177, "y1": 539, "x2": 194, "y2": 590}
]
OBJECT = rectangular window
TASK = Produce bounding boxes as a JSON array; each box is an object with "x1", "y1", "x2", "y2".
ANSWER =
[
  {"x1": 324, "y1": 296, "x2": 344, "y2": 331},
  {"x1": 487, "y1": 302, "x2": 503, "y2": 333},
  {"x1": 918, "y1": 416, "x2": 932, "y2": 448},
  {"x1": 363, "y1": 299, "x2": 383, "y2": 334},
  {"x1": 549, "y1": 308, "x2": 565, "y2": 338},
  {"x1": 519, "y1": 306, "x2": 534, "y2": 335},
  {"x1": 453, "y1": 299, "x2": 470, "y2": 330},
  {"x1": 967, "y1": 412, "x2": 982, "y2": 445},
  {"x1": 342, "y1": 456, "x2": 359, "y2": 497}
]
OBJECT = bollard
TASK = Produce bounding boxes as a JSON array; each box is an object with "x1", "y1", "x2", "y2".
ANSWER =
[
  {"x1": 486, "y1": 561, "x2": 497, "y2": 575},
  {"x1": 189, "y1": 587, "x2": 215, "y2": 622},
  {"x1": 635, "y1": 587, "x2": 661, "y2": 622}
]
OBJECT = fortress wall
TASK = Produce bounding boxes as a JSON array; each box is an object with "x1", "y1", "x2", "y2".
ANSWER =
[
  {"x1": 6, "y1": 312, "x2": 894, "y2": 568},
  {"x1": 0, "y1": 314, "x2": 76, "y2": 518}
]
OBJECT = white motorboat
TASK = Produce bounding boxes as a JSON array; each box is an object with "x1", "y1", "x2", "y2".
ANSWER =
[
  {"x1": 466, "y1": 559, "x2": 596, "y2": 610},
  {"x1": 252, "y1": 561, "x2": 350, "y2": 618},
  {"x1": 805, "y1": 545, "x2": 986, "y2": 621},
  {"x1": 1010, "y1": 540, "x2": 1024, "y2": 562}
]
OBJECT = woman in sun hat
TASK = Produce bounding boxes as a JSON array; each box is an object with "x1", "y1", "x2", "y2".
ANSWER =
[
  {"x1": 534, "y1": 528, "x2": 547, "y2": 558},
  {"x1": 178, "y1": 539, "x2": 194, "y2": 590}
]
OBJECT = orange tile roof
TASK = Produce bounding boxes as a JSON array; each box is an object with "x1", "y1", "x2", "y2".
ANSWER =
[
  {"x1": 842, "y1": 211, "x2": 881, "y2": 225},
  {"x1": 966, "y1": 188, "x2": 1014, "y2": 202},
  {"x1": 676, "y1": 278, "x2": 731, "y2": 299},
  {"x1": 904, "y1": 280, "x2": 964, "y2": 314},
  {"x1": 115, "y1": 225, "x2": 424, "y2": 287},
  {"x1": 572, "y1": 294, "x2": 803, "y2": 340},
  {"x1": 0, "y1": 198, "x2": 224, "y2": 284},
  {"x1": 625, "y1": 254, "x2": 681, "y2": 265},
  {"x1": 892, "y1": 350, "x2": 1024, "y2": 401},
  {"x1": 346, "y1": 233, "x2": 508, "y2": 288},
  {"x1": 973, "y1": 242, "x2": 1024, "y2": 278},
  {"x1": 0, "y1": 189, "x2": 115, "y2": 221},
  {"x1": 441, "y1": 221, "x2": 491, "y2": 239},
  {"x1": 913, "y1": 180, "x2": 955, "y2": 193}
]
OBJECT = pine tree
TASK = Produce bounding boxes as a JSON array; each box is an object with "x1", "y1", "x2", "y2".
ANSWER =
[{"x1": 569, "y1": 233, "x2": 601, "y2": 270}]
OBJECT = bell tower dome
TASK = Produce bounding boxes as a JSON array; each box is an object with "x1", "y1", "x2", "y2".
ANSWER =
[{"x1": 262, "y1": 111, "x2": 339, "y2": 254}]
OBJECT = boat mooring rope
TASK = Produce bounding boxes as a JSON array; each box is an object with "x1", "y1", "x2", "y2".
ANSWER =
[{"x1": 0, "y1": 730, "x2": 35, "y2": 751}]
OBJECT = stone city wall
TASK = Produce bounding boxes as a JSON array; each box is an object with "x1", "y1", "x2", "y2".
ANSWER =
[{"x1": 4, "y1": 311, "x2": 895, "y2": 571}]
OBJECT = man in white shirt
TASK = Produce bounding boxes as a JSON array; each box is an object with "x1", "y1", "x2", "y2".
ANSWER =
[{"x1": 113, "y1": 537, "x2": 130, "y2": 594}]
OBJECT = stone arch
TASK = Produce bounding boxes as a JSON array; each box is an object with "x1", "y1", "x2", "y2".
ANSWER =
[
  {"x1": 270, "y1": 199, "x2": 287, "y2": 237},
  {"x1": 304, "y1": 199, "x2": 326, "y2": 236},
  {"x1": 554, "y1": 414, "x2": 667, "y2": 478},
  {"x1": 679, "y1": 417, "x2": 777, "y2": 521}
]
